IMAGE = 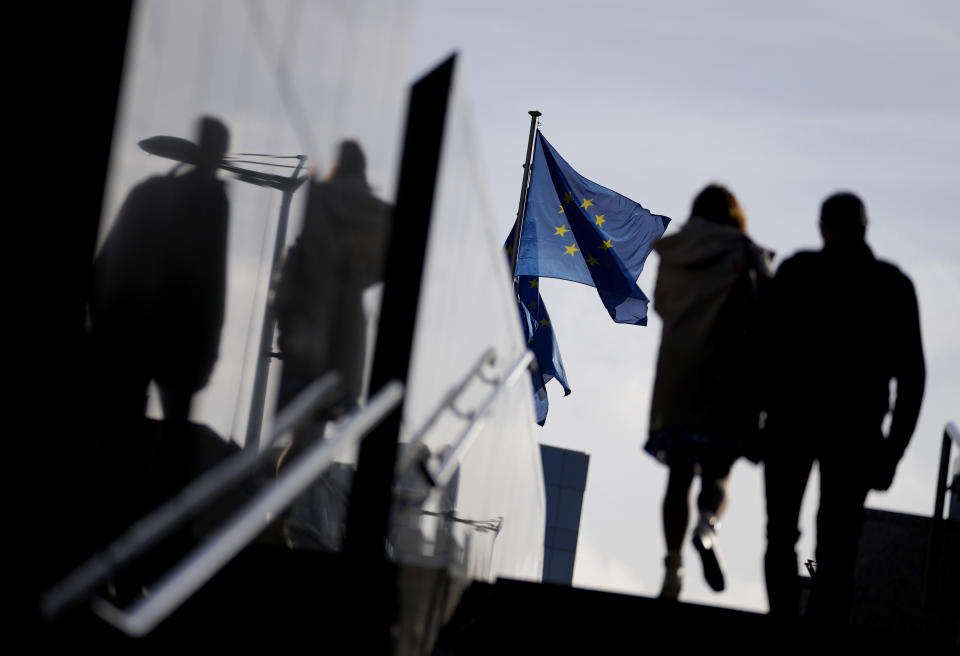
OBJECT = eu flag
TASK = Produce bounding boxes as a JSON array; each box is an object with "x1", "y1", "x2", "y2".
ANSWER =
[
  {"x1": 517, "y1": 275, "x2": 571, "y2": 425},
  {"x1": 506, "y1": 229, "x2": 571, "y2": 425},
  {"x1": 514, "y1": 132, "x2": 670, "y2": 325}
]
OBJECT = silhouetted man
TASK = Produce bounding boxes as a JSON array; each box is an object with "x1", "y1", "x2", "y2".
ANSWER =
[
  {"x1": 763, "y1": 192, "x2": 925, "y2": 623},
  {"x1": 91, "y1": 116, "x2": 230, "y2": 425},
  {"x1": 89, "y1": 117, "x2": 230, "y2": 526}
]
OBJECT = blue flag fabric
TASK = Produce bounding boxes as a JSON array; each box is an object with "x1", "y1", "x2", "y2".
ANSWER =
[
  {"x1": 514, "y1": 132, "x2": 670, "y2": 325},
  {"x1": 517, "y1": 274, "x2": 571, "y2": 425},
  {"x1": 505, "y1": 230, "x2": 571, "y2": 426}
]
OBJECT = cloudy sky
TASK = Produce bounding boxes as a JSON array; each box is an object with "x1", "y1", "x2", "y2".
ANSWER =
[{"x1": 408, "y1": 0, "x2": 960, "y2": 611}]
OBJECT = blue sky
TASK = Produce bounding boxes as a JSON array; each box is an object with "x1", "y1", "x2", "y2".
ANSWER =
[{"x1": 409, "y1": 0, "x2": 960, "y2": 611}]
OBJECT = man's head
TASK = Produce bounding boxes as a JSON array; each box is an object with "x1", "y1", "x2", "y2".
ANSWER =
[
  {"x1": 820, "y1": 192, "x2": 867, "y2": 243},
  {"x1": 195, "y1": 116, "x2": 230, "y2": 172}
]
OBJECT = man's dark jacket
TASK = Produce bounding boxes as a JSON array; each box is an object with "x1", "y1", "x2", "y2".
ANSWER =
[
  {"x1": 764, "y1": 239, "x2": 925, "y2": 472},
  {"x1": 90, "y1": 170, "x2": 229, "y2": 392}
]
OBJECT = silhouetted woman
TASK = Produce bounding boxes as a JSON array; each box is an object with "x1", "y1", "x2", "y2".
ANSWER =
[{"x1": 645, "y1": 184, "x2": 771, "y2": 599}]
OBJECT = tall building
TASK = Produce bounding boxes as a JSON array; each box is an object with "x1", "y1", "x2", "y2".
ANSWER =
[{"x1": 540, "y1": 444, "x2": 590, "y2": 585}]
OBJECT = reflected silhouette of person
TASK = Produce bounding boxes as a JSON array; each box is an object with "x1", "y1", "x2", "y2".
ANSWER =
[
  {"x1": 763, "y1": 192, "x2": 925, "y2": 623},
  {"x1": 645, "y1": 185, "x2": 772, "y2": 600},
  {"x1": 275, "y1": 140, "x2": 391, "y2": 417},
  {"x1": 90, "y1": 116, "x2": 230, "y2": 428}
]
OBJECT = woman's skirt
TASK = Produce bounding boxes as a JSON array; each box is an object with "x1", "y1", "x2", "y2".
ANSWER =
[{"x1": 644, "y1": 427, "x2": 740, "y2": 470}]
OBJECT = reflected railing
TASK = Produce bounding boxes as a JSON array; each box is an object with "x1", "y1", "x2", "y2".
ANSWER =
[
  {"x1": 391, "y1": 348, "x2": 535, "y2": 575},
  {"x1": 43, "y1": 335, "x2": 535, "y2": 635},
  {"x1": 425, "y1": 350, "x2": 535, "y2": 505},
  {"x1": 41, "y1": 374, "x2": 404, "y2": 636},
  {"x1": 394, "y1": 347, "x2": 496, "y2": 477}
]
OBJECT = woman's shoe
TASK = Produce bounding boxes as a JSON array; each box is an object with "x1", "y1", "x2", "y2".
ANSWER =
[
  {"x1": 658, "y1": 552, "x2": 683, "y2": 600},
  {"x1": 692, "y1": 517, "x2": 726, "y2": 592}
]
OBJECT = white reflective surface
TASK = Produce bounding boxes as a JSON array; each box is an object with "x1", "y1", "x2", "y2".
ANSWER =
[
  {"x1": 98, "y1": 0, "x2": 411, "y2": 445},
  {"x1": 97, "y1": 0, "x2": 545, "y2": 583},
  {"x1": 397, "y1": 68, "x2": 546, "y2": 581}
]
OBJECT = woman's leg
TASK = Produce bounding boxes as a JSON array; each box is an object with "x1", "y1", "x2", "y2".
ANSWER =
[
  {"x1": 697, "y1": 461, "x2": 730, "y2": 521},
  {"x1": 663, "y1": 460, "x2": 696, "y2": 552},
  {"x1": 660, "y1": 459, "x2": 695, "y2": 598}
]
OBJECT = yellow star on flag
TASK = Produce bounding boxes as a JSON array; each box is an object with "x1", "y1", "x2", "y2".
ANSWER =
[
  {"x1": 562, "y1": 191, "x2": 574, "y2": 204},
  {"x1": 564, "y1": 244, "x2": 580, "y2": 256},
  {"x1": 586, "y1": 255, "x2": 600, "y2": 266},
  {"x1": 539, "y1": 318, "x2": 551, "y2": 326},
  {"x1": 554, "y1": 224, "x2": 570, "y2": 237},
  {"x1": 580, "y1": 198, "x2": 594, "y2": 210},
  {"x1": 600, "y1": 239, "x2": 613, "y2": 251},
  {"x1": 528, "y1": 279, "x2": 539, "y2": 288},
  {"x1": 595, "y1": 213, "x2": 606, "y2": 228},
  {"x1": 558, "y1": 205, "x2": 565, "y2": 214}
]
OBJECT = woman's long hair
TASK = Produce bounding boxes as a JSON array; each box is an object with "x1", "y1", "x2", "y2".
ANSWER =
[{"x1": 690, "y1": 184, "x2": 746, "y2": 232}]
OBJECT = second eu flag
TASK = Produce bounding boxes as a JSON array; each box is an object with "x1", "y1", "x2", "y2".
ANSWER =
[{"x1": 514, "y1": 132, "x2": 670, "y2": 325}]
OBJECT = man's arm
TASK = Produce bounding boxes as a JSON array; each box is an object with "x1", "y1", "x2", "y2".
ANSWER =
[{"x1": 873, "y1": 271, "x2": 925, "y2": 490}]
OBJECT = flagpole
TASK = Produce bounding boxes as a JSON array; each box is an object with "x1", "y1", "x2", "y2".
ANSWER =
[{"x1": 509, "y1": 110, "x2": 541, "y2": 275}]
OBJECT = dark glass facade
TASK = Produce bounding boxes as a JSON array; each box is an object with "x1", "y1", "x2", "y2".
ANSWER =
[{"x1": 540, "y1": 444, "x2": 590, "y2": 584}]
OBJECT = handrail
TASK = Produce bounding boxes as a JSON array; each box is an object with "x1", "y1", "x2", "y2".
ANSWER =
[
  {"x1": 87, "y1": 380, "x2": 404, "y2": 637},
  {"x1": 40, "y1": 372, "x2": 342, "y2": 621},
  {"x1": 933, "y1": 422, "x2": 958, "y2": 521},
  {"x1": 947, "y1": 423, "x2": 960, "y2": 518},
  {"x1": 394, "y1": 348, "x2": 496, "y2": 476},
  {"x1": 426, "y1": 350, "x2": 535, "y2": 504},
  {"x1": 924, "y1": 421, "x2": 958, "y2": 612},
  {"x1": 945, "y1": 422, "x2": 960, "y2": 447},
  {"x1": 271, "y1": 373, "x2": 343, "y2": 438}
]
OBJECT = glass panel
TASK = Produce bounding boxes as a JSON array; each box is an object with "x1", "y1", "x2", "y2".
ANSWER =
[
  {"x1": 390, "y1": 66, "x2": 546, "y2": 582},
  {"x1": 88, "y1": 1, "x2": 545, "y2": 590},
  {"x1": 88, "y1": 0, "x2": 411, "y2": 554}
]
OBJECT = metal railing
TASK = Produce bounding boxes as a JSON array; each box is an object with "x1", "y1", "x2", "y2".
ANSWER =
[
  {"x1": 425, "y1": 350, "x2": 535, "y2": 507},
  {"x1": 924, "y1": 421, "x2": 958, "y2": 612},
  {"x1": 45, "y1": 338, "x2": 536, "y2": 636},
  {"x1": 88, "y1": 381, "x2": 403, "y2": 637},
  {"x1": 40, "y1": 372, "x2": 343, "y2": 621},
  {"x1": 40, "y1": 373, "x2": 404, "y2": 637},
  {"x1": 933, "y1": 422, "x2": 959, "y2": 521},
  {"x1": 392, "y1": 348, "x2": 534, "y2": 508},
  {"x1": 388, "y1": 348, "x2": 533, "y2": 581},
  {"x1": 394, "y1": 348, "x2": 496, "y2": 478}
]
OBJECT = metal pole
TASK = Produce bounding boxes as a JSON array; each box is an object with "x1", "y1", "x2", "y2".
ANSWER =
[
  {"x1": 509, "y1": 111, "x2": 541, "y2": 276},
  {"x1": 244, "y1": 156, "x2": 307, "y2": 450}
]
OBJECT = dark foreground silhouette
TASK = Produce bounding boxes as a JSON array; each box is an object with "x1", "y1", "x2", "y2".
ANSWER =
[
  {"x1": 645, "y1": 184, "x2": 773, "y2": 599},
  {"x1": 763, "y1": 192, "x2": 926, "y2": 623}
]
